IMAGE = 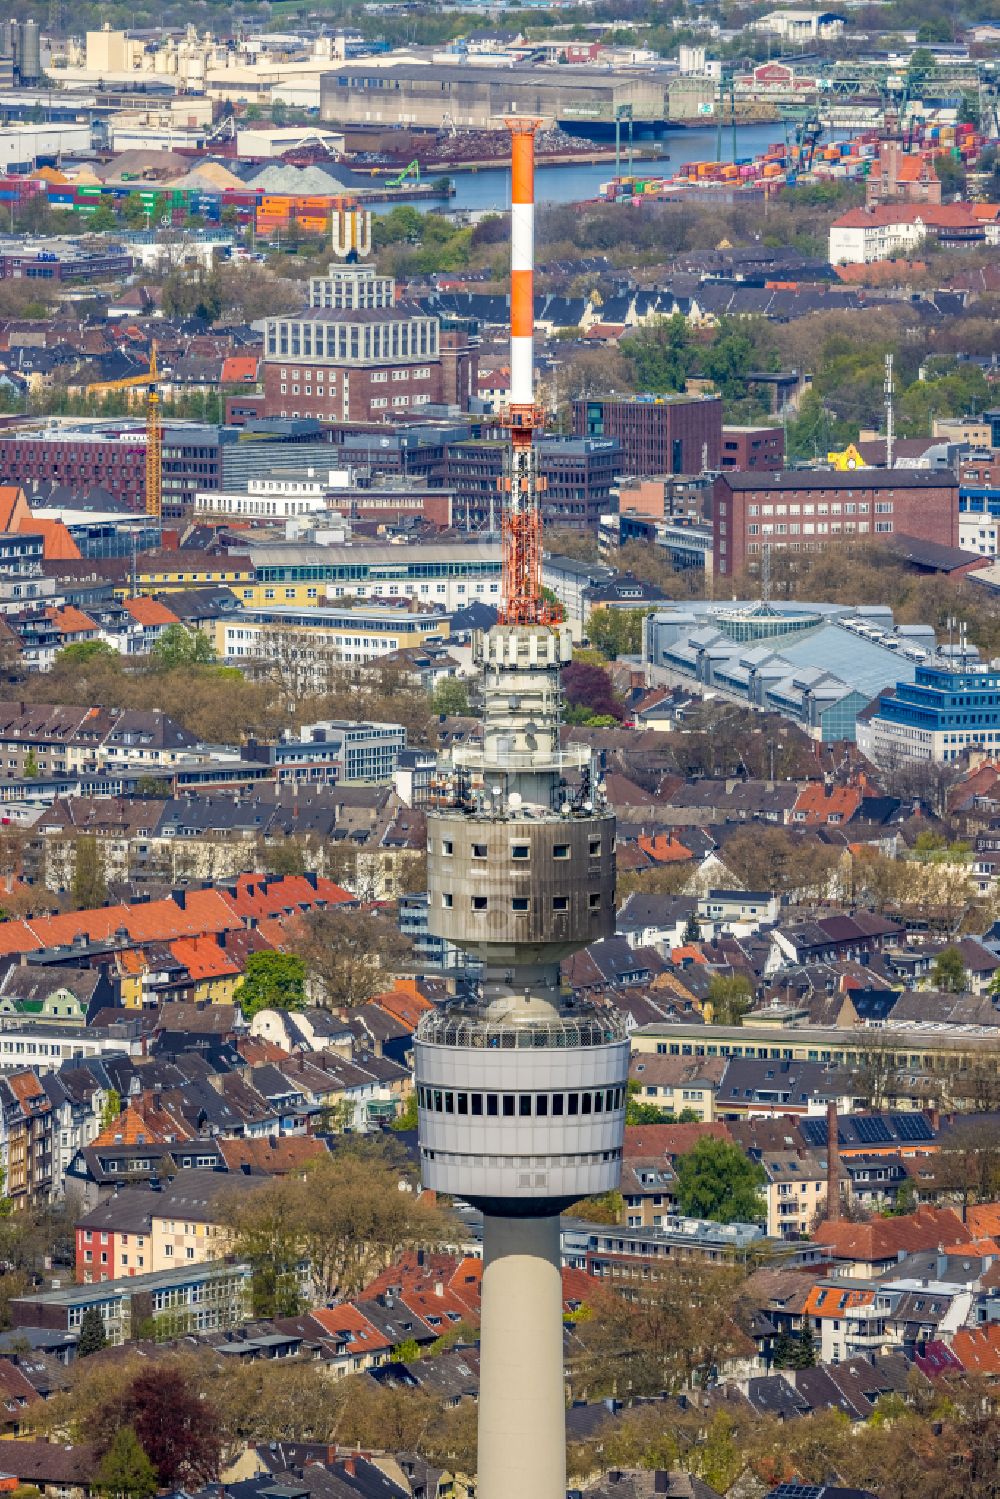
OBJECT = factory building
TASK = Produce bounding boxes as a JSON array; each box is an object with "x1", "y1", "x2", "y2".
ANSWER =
[{"x1": 320, "y1": 60, "x2": 667, "y2": 131}]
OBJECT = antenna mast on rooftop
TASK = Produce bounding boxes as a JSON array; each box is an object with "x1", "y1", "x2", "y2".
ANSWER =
[{"x1": 884, "y1": 352, "x2": 894, "y2": 470}]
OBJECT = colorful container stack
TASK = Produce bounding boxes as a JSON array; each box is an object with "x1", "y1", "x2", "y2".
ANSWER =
[{"x1": 597, "y1": 121, "x2": 995, "y2": 202}]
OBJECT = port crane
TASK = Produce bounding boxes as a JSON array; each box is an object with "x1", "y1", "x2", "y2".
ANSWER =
[
  {"x1": 386, "y1": 159, "x2": 421, "y2": 187},
  {"x1": 84, "y1": 345, "x2": 162, "y2": 521}
]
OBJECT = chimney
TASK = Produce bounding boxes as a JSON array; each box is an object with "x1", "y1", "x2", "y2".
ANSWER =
[{"x1": 826, "y1": 1099, "x2": 842, "y2": 1222}]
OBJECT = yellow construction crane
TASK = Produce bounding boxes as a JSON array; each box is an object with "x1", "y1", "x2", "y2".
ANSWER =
[
  {"x1": 84, "y1": 346, "x2": 162, "y2": 521},
  {"x1": 145, "y1": 343, "x2": 161, "y2": 523}
]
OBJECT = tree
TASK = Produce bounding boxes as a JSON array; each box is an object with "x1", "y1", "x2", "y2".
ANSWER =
[
  {"x1": 587, "y1": 606, "x2": 646, "y2": 660},
  {"x1": 626, "y1": 1080, "x2": 669, "y2": 1124},
  {"x1": 563, "y1": 1188, "x2": 623, "y2": 1224},
  {"x1": 219, "y1": 1139, "x2": 448, "y2": 1303},
  {"x1": 97, "y1": 1427, "x2": 156, "y2": 1499},
  {"x1": 391, "y1": 1092, "x2": 418, "y2": 1131},
  {"x1": 129, "y1": 1367, "x2": 220, "y2": 1486},
  {"x1": 849, "y1": 1027, "x2": 902, "y2": 1111},
  {"x1": 149, "y1": 624, "x2": 216, "y2": 671},
  {"x1": 55, "y1": 641, "x2": 118, "y2": 668},
  {"x1": 430, "y1": 677, "x2": 470, "y2": 717},
  {"x1": 561, "y1": 660, "x2": 624, "y2": 723},
  {"x1": 790, "y1": 1318, "x2": 816, "y2": 1368},
  {"x1": 930, "y1": 945, "x2": 968, "y2": 994},
  {"x1": 934, "y1": 152, "x2": 966, "y2": 197},
  {"x1": 771, "y1": 1328, "x2": 798, "y2": 1369},
  {"x1": 683, "y1": 911, "x2": 702, "y2": 944},
  {"x1": 674, "y1": 1137, "x2": 766, "y2": 1225},
  {"x1": 289, "y1": 906, "x2": 411, "y2": 1010},
  {"x1": 99, "y1": 1090, "x2": 121, "y2": 1132},
  {"x1": 71, "y1": 834, "x2": 107, "y2": 910},
  {"x1": 77, "y1": 1306, "x2": 108, "y2": 1358},
  {"x1": 573, "y1": 1259, "x2": 752, "y2": 1397},
  {"x1": 238, "y1": 952, "x2": 307, "y2": 1020},
  {"x1": 621, "y1": 313, "x2": 694, "y2": 393},
  {"x1": 22, "y1": 750, "x2": 38, "y2": 780},
  {"x1": 706, "y1": 974, "x2": 754, "y2": 1025}
]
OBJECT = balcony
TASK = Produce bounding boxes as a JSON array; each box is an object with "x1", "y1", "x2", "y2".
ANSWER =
[{"x1": 417, "y1": 1004, "x2": 629, "y2": 1052}]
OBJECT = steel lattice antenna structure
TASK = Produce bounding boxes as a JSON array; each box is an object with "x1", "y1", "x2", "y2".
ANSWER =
[
  {"x1": 412, "y1": 123, "x2": 628, "y2": 1499},
  {"x1": 499, "y1": 121, "x2": 558, "y2": 628}
]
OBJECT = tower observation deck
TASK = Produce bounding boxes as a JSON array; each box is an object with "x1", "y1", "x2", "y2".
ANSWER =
[{"x1": 412, "y1": 122, "x2": 627, "y2": 1499}]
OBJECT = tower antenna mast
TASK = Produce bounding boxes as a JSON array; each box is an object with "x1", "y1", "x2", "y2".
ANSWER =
[{"x1": 499, "y1": 121, "x2": 555, "y2": 626}]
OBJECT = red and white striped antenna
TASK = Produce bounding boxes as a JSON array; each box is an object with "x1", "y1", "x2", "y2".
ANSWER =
[{"x1": 499, "y1": 120, "x2": 556, "y2": 628}]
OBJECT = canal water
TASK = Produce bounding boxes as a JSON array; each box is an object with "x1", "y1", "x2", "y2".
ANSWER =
[{"x1": 397, "y1": 122, "x2": 797, "y2": 213}]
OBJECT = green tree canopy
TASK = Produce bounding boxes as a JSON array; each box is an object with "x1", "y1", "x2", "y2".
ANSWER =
[
  {"x1": 55, "y1": 641, "x2": 118, "y2": 668},
  {"x1": 930, "y1": 945, "x2": 968, "y2": 994},
  {"x1": 674, "y1": 1136, "x2": 766, "y2": 1224},
  {"x1": 78, "y1": 1306, "x2": 108, "y2": 1358},
  {"x1": 587, "y1": 606, "x2": 647, "y2": 660},
  {"x1": 431, "y1": 676, "x2": 470, "y2": 717},
  {"x1": 149, "y1": 624, "x2": 216, "y2": 672},
  {"x1": 707, "y1": 974, "x2": 755, "y2": 1025},
  {"x1": 97, "y1": 1426, "x2": 157, "y2": 1499},
  {"x1": 238, "y1": 952, "x2": 308, "y2": 1019}
]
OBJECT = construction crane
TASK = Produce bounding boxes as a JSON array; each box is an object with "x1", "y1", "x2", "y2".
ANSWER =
[
  {"x1": 145, "y1": 343, "x2": 161, "y2": 523},
  {"x1": 84, "y1": 346, "x2": 162, "y2": 521}
]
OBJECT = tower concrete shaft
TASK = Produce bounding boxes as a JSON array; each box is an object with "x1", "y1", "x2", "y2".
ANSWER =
[{"x1": 478, "y1": 1214, "x2": 565, "y2": 1499}]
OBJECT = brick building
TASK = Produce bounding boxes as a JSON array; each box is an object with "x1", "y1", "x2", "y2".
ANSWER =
[
  {"x1": 714, "y1": 470, "x2": 960, "y2": 578},
  {"x1": 865, "y1": 142, "x2": 943, "y2": 208},
  {"x1": 572, "y1": 394, "x2": 722, "y2": 476},
  {"x1": 0, "y1": 420, "x2": 342, "y2": 520},
  {"x1": 261, "y1": 262, "x2": 477, "y2": 423},
  {"x1": 720, "y1": 424, "x2": 784, "y2": 472},
  {"x1": 444, "y1": 436, "x2": 619, "y2": 531}
]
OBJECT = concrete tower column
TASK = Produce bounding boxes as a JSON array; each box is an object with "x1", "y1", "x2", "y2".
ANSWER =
[{"x1": 478, "y1": 1213, "x2": 565, "y2": 1499}]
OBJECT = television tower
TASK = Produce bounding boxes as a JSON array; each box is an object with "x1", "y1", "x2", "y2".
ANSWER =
[{"x1": 413, "y1": 123, "x2": 628, "y2": 1499}]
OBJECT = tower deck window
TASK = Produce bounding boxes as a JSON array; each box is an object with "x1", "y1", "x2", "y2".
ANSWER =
[
  {"x1": 553, "y1": 845, "x2": 570, "y2": 859},
  {"x1": 511, "y1": 844, "x2": 530, "y2": 859},
  {"x1": 472, "y1": 844, "x2": 488, "y2": 859},
  {"x1": 473, "y1": 896, "x2": 488, "y2": 911}
]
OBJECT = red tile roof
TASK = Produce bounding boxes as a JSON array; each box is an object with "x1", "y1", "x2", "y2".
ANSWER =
[
  {"x1": 951, "y1": 1323, "x2": 1000, "y2": 1375},
  {"x1": 91, "y1": 1096, "x2": 193, "y2": 1147},
  {"x1": 169, "y1": 935, "x2": 241, "y2": 981},
  {"x1": 19, "y1": 517, "x2": 81, "y2": 561},
  {"x1": 833, "y1": 203, "x2": 988, "y2": 229},
  {"x1": 803, "y1": 1284, "x2": 875, "y2": 1319},
  {"x1": 638, "y1": 833, "x2": 693, "y2": 864},
  {"x1": 122, "y1": 596, "x2": 180, "y2": 627},
  {"x1": 217, "y1": 1136, "x2": 328, "y2": 1174},
  {"x1": 624, "y1": 1122, "x2": 731, "y2": 1159},
  {"x1": 812, "y1": 1204, "x2": 965, "y2": 1261},
  {"x1": 0, "y1": 877, "x2": 350, "y2": 962},
  {"x1": 791, "y1": 782, "x2": 863, "y2": 825},
  {"x1": 966, "y1": 1203, "x2": 1000, "y2": 1239},
  {"x1": 309, "y1": 1304, "x2": 391, "y2": 1355},
  {"x1": 371, "y1": 981, "x2": 433, "y2": 1031},
  {"x1": 46, "y1": 605, "x2": 99, "y2": 637},
  {"x1": 221, "y1": 355, "x2": 259, "y2": 384},
  {"x1": 0, "y1": 488, "x2": 29, "y2": 531}
]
